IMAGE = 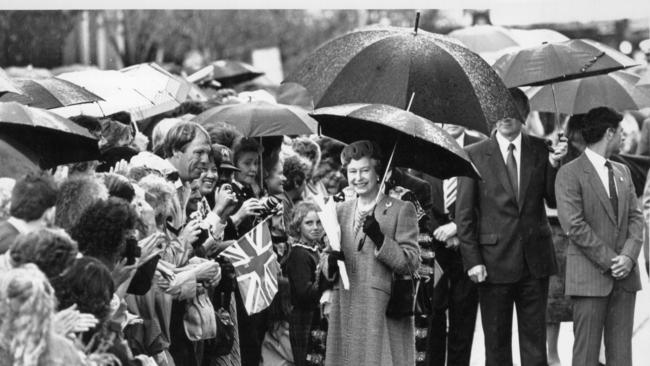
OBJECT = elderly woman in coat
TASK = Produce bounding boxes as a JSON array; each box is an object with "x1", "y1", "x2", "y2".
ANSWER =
[{"x1": 325, "y1": 140, "x2": 420, "y2": 366}]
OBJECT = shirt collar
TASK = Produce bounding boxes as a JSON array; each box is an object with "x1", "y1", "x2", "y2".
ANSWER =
[
  {"x1": 495, "y1": 131, "x2": 522, "y2": 153},
  {"x1": 585, "y1": 147, "x2": 608, "y2": 168}
]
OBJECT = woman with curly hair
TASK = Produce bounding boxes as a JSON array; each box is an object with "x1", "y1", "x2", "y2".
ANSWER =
[
  {"x1": 6, "y1": 228, "x2": 78, "y2": 279},
  {"x1": 0, "y1": 264, "x2": 86, "y2": 366},
  {"x1": 51, "y1": 257, "x2": 115, "y2": 326},
  {"x1": 69, "y1": 197, "x2": 139, "y2": 269}
]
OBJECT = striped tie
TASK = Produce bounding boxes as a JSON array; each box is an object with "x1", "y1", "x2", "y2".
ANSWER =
[{"x1": 443, "y1": 177, "x2": 457, "y2": 214}]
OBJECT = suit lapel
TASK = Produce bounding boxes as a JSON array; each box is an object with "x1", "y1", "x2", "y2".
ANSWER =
[
  {"x1": 518, "y1": 135, "x2": 534, "y2": 212},
  {"x1": 486, "y1": 137, "x2": 518, "y2": 205},
  {"x1": 582, "y1": 155, "x2": 617, "y2": 226}
]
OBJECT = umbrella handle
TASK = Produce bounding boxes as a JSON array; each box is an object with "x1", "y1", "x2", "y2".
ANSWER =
[{"x1": 358, "y1": 140, "x2": 398, "y2": 252}]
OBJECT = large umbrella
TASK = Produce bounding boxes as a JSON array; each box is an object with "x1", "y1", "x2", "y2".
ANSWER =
[
  {"x1": 284, "y1": 24, "x2": 519, "y2": 134},
  {"x1": 0, "y1": 77, "x2": 104, "y2": 109},
  {"x1": 526, "y1": 70, "x2": 650, "y2": 114},
  {"x1": 0, "y1": 101, "x2": 100, "y2": 169},
  {"x1": 310, "y1": 103, "x2": 480, "y2": 179},
  {"x1": 493, "y1": 38, "x2": 638, "y2": 88},
  {"x1": 193, "y1": 101, "x2": 317, "y2": 137}
]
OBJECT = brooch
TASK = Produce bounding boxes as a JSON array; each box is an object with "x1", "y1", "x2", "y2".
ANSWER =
[{"x1": 383, "y1": 201, "x2": 392, "y2": 215}]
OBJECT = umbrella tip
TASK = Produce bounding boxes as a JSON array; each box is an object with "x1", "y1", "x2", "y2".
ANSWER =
[{"x1": 414, "y1": 11, "x2": 420, "y2": 34}]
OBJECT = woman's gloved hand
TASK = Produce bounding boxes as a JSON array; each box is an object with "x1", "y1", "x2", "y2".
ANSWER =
[{"x1": 362, "y1": 213, "x2": 384, "y2": 248}]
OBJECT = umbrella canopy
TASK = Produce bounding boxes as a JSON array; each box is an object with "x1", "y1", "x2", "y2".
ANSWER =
[
  {"x1": 527, "y1": 70, "x2": 650, "y2": 114},
  {"x1": 0, "y1": 67, "x2": 23, "y2": 96},
  {"x1": 448, "y1": 25, "x2": 520, "y2": 54},
  {"x1": 207, "y1": 60, "x2": 265, "y2": 86},
  {"x1": 0, "y1": 135, "x2": 39, "y2": 179},
  {"x1": 0, "y1": 101, "x2": 100, "y2": 169},
  {"x1": 493, "y1": 38, "x2": 638, "y2": 88},
  {"x1": 284, "y1": 25, "x2": 519, "y2": 134},
  {"x1": 52, "y1": 63, "x2": 189, "y2": 121},
  {"x1": 0, "y1": 77, "x2": 104, "y2": 109},
  {"x1": 310, "y1": 103, "x2": 480, "y2": 179},
  {"x1": 194, "y1": 101, "x2": 317, "y2": 137},
  {"x1": 637, "y1": 66, "x2": 650, "y2": 87}
]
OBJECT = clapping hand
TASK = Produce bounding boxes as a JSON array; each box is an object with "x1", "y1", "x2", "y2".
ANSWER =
[{"x1": 53, "y1": 304, "x2": 99, "y2": 336}]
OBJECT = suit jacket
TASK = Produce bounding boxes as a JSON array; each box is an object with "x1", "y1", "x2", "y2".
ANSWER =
[
  {"x1": 456, "y1": 133, "x2": 558, "y2": 283},
  {"x1": 556, "y1": 153, "x2": 643, "y2": 296},
  {"x1": 0, "y1": 220, "x2": 20, "y2": 254}
]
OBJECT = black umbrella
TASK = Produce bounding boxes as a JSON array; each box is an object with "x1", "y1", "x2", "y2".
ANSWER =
[
  {"x1": 0, "y1": 77, "x2": 104, "y2": 109},
  {"x1": 285, "y1": 23, "x2": 519, "y2": 135},
  {"x1": 0, "y1": 101, "x2": 100, "y2": 169},
  {"x1": 310, "y1": 103, "x2": 480, "y2": 179}
]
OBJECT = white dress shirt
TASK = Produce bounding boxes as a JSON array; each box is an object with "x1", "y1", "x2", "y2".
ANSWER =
[
  {"x1": 584, "y1": 147, "x2": 617, "y2": 197},
  {"x1": 495, "y1": 132, "x2": 522, "y2": 192}
]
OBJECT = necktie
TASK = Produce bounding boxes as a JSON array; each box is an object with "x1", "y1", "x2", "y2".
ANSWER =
[
  {"x1": 443, "y1": 177, "x2": 457, "y2": 214},
  {"x1": 506, "y1": 143, "x2": 518, "y2": 201},
  {"x1": 605, "y1": 161, "x2": 618, "y2": 223}
]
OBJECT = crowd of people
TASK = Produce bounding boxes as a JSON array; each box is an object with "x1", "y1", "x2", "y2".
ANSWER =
[{"x1": 1, "y1": 77, "x2": 650, "y2": 366}]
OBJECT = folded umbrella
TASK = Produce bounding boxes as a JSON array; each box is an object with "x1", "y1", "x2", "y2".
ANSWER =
[
  {"x1": 493, "y1": 38, "x2": 638, "y2": 88},
  {"x1": 0, "y1": 77, "x2": 104, "y2": 109},
  {"x1": 310, "y1": 103, "x2": 480, "y2": 179},
  {"x1": 527, "y1": 70, "x2": 650, "y2": 114},
  {"x1": 0, "y1": 101, "x2": 100, "y2": 169},
  {"x1": 194, "y1": 101, "x2": 317, "y2": 137},
  {"x1": 285, "y1": 24, "x2": 518, "y2": 134}
]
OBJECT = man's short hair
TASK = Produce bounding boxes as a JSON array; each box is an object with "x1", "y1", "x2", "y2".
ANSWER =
[
  {"x1": 9, "y1": 172, "x2": 58, "y2": 221},
  {"x1": 581, "y1": 107, "x2": 623, "y2": 145},
  {"x1": 162, "y1": 121, "x2": 210, "y2": 159},
  {"x1": 509, "y1": 87, "x2": 530, "y2": 122}
]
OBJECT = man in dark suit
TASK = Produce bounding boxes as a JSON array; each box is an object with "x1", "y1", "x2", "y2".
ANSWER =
[
  {"x1": 455, "y1": 88, "x2": 568, "y2": 366},
  {"x1": 0, "y1": 172, "x2": 58, "y2": 254},
  {"x1": 425, "y1": 124, "x2": 482, "y2": 366},
  {"x1": 556, "y1": 107, "x2": 643, "y2": 366}
]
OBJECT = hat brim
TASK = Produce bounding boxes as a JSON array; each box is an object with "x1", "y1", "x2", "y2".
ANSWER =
[{"x1": 219, "y1": 163, "x2": 240, "y2": 171}]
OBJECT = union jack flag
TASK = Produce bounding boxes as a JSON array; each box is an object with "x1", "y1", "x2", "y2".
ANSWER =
[{"x1": 221, "y1": 219, "x2": 280, "y2": 315}]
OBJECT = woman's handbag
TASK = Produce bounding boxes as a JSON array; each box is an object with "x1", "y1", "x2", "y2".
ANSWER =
[
  {"x1": 183, "y1": 291, "x2": 217, "y2": 341},
  {"x1": 385, "y1": 271, "x2": 420, "y2": 319}
]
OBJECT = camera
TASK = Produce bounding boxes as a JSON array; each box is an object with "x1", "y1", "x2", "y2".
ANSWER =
[
  {"x1": 257, "y1": 195, "x2": 282, "y2": 218},
  {"x1": 122, "y1": 237, "x2": 142, "y2": 265}
]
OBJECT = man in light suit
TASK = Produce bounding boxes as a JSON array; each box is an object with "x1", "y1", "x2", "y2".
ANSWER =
[
  {"x1": 456, "y1": 88, "x2": 567, "y2": 366},
  {"x1": 556, "y1": 107, "x2": 643, "y2": 366}
]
